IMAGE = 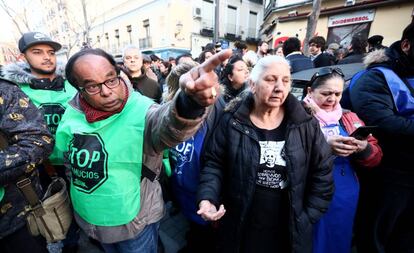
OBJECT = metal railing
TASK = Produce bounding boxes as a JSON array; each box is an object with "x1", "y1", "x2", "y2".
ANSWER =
[
  {"x1": 139, "y1": 37, "x2": 152, "y2": 49},
  {"x1": 247, "y1": 28, "x2": 257, "y2": 38}
]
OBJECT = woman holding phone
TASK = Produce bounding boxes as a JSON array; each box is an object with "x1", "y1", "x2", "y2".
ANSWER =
[{"x1": 303, "y1": 67, "x2": 383, "y2": 253}]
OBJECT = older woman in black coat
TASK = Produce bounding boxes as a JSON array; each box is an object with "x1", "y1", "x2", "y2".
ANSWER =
[{"x1": 197, "y1": 56, "x2": 334, "y2": 253}]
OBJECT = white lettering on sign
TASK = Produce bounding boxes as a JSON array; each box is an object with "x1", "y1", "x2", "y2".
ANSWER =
[{"x1": 328, "y1": 10, "x2": 375, "y2": 27}]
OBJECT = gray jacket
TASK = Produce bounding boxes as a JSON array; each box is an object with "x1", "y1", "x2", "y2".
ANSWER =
[{"x1": 66, "y1": 82, "x2": 208, "y2": 243}]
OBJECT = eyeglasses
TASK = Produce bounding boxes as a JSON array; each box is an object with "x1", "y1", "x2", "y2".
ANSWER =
[
  {"x1": 79, "y1": 76, "x2": 121, "y2": 95},
  {"x1": 309, "y1": 67, "x2": 344, "y2": 85}
]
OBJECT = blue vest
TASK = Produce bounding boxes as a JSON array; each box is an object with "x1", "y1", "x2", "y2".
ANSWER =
[
  {"x1": 170, "y1": 124, "x2": 208, "y2": 225},
  {"x1": 343, "y1": 66, "x2": 414, "y2": 119}
]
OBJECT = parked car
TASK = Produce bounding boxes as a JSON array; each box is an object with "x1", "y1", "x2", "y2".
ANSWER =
[
  {"x1": 142, "y1": 47, "x2": 191, "y2": 60},
  {"x1": 291, "y1": 63, "x2": 364, "y2": 100}
]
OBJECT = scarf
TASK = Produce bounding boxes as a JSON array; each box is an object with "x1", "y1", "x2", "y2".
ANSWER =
[
  {"x1": 79, "y1": 84, "x2": 129, "y2": 123},
  {"x1": 303, "y1": 94, "x2": 342, "y2": 126}
]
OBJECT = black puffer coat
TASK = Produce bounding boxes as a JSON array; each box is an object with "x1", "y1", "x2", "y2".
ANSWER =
[
  {"x1": 0, "y1": 79, "x2": 53, "y2": 238},
  {"x1": 349, "y1": 42, "x2": 414, "y2": 187},
  {"x1": 197, "y1": 93, "x2": 334, "y2": 253}
]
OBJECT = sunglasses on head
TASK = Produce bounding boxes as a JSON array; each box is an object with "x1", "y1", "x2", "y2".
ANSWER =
[{"x1": 309, "y1": 67, "x2": 344, "y2": 85}]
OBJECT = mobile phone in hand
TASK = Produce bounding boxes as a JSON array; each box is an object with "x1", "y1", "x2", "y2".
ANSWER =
[{"x1": 350, "y1": 126, "x2": 378, "y2": 140}]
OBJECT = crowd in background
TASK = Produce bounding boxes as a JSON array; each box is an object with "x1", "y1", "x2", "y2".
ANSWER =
[{"x1": 0, "y1": 20, "x2": 413, "y2": 253}]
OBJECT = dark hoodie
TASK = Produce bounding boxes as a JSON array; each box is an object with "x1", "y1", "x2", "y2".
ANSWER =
[{"x1": 349, "y1": 41, "x2": 414, "y2": 186}]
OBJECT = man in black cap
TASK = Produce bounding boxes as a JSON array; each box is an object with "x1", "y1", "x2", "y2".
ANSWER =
[
  {"x1": 3, "y1": 32, "x2": 77, "y2": 142},
  {"x1": 2, "y1": 32, "x2": 78, "y2": 252},
  {"x1": 367, "y1": 35, "x2": 387, "y2": 52}
]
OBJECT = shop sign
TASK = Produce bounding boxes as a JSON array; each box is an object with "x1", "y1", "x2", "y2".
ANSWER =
[{"x1": 328, "y1": 9, "x2": 375, "y2": 27}]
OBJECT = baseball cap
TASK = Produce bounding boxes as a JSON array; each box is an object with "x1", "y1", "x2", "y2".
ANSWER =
[
  {"x1": 18, "y1": 32, "x2": 62, "y2": 53},
  {"x1": 367, "y1": 35, "x2": 384, "y2": 46}
]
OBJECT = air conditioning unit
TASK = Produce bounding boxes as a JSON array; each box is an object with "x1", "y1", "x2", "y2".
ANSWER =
[
  {"x1": 193, "y1": 7, "x2": 202, "y2": 19},
  {"x1": 344, "y1": 0, "x2": 356, "y2": 6},
  {"x1": 288, "y1": 10, "x2": 298, "y2": 17}
]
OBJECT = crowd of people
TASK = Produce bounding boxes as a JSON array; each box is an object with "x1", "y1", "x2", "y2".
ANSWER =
[{"x1": 0, "y1": 20, "x2": 413, "y2": 253}]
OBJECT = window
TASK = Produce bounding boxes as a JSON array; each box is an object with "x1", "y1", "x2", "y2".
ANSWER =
[
  {"x1": 143, "y1": 19, "x2": 150, "y2": 37},
  {"x1": 327, "y1": 23, "x2": 370, "y2": 48},
  {"x1": 248, "y1": 11, "x2": 258, "y2": 38},
  {"x1": 202, "y1": 0, "x2": 214, "y2": 29},
  {"x1": 127, "y1": 25, "x2": 132, "y2": 44},
  {"x1": 227, "y1": 6, "x2": 237, "y2": 35}
]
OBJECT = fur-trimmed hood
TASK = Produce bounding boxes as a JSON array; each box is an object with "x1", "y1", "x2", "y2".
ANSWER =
[
  {"x1": 363, "y1": 41, "x2": 414, "y2": 77},
  {"x1": 1, "y1": 61, "x2": 65, "y2": 84},
  {"x1": 363, "y1": 48, "x2": 389, "y2": 67}
]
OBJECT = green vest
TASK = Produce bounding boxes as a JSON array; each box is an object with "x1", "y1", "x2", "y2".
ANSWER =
[
  {"x1": 55, "y1": 92, "x2": 154, "y2": 226},
  {"x1": 19, "y1": 80, "x2": 77, "y2": 164}
]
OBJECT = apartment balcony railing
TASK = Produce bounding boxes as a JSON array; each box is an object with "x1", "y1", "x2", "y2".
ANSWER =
[
  {"x1": 201, "y1": 19, "x2": 214, "y2": 30},
  {"x1": 226, "y1": 23, "x2": 237, "y2": 35},
  {"x1": 139, "y1": 37, "x2": 152, "y2": 49},
  {"x1": 247, "y1": 28, "x2": 257, "y2": 39}
]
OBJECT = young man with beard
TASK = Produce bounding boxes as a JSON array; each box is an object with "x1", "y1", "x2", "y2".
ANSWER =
[
  {"x1": 256, "y1": 40, "x2": 269, "y2": 59},
  {"x1": 122, "y1": 45, "x2": 162, "y2": 103},
  {"x1": 2, "y1": 32, "x2": 77, "y2": 166},
  {"x1": 347, "y1": 22, "x2": 414, "y2": 253},
  {"x1": 2, "y1": 32, "x2": 78, "y2": 252}
]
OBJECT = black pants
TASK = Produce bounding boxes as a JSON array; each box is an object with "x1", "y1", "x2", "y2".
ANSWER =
[
  {"x1": 355, "y1": 174, "x2": 414, "y2": 253},
  {"x1": 0, "y1": 226, "x2": 47, "y2": 253},
  {"x1": 179, "y1": 221, "x2": 217, "y2": 253}
]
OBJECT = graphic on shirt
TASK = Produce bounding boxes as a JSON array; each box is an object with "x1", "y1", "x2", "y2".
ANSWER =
[
  {"x1": 257, "y1": 141, "x2": 287, "y2": 189},
  {"x1": 68, "y1": 133, "x2": 108, "y2": 193},
  {"x1": 39, "y1": 103, "x2": 66, "y2": 134},
  {"x1": 170, "y1": 137, "x2": 195, "y2": 174},
  {"x1": 321, "y1": 124, "x2": 340, "y2": 139},
  {"x1": 259, "y1": 141, "x2": 286, "y2": 167}
]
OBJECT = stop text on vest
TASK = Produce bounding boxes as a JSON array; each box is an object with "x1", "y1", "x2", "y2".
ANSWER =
[{"x1": 70, "y1": 147, "x2": 101, "y2": 169}]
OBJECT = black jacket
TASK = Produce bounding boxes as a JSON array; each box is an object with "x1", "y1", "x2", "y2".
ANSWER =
[
  {"x1": 197, "y1": 93, "x2": 334, "y2": 253},
  {"x1": 286, "y1": 53, "x2": 314, "y2": 73},
  {"x1": 313, "y1": 52, "x2": 334, "y2": 68},
  {"x1": 0, "y1": 79, "x2": 53, "y2": 238},
  {"x1": 349, "y1": 41, "x2": 414, "y2": 186},
  {"x1": 337, "y1": 52, "x2": 366, "y2": 64}
]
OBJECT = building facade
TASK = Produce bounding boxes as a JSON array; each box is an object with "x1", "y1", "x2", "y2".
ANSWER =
[
  {"x1": 262, "y1": 0, "x2": 414, "y2": 49},
  {"x1": 40, "y1": 0, "x2": 264, "y2": 60},
  {"x1": 0, "y1": 43, "x2": 19, "y2": 66}
]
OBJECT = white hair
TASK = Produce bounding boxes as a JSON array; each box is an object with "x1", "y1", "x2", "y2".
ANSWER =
[
  {"x1": 122, "y1": 45, "x2": 141, "y2": 59},
  {"x1": 249, "y1": 55, "x2": 290, "y2": 83}
]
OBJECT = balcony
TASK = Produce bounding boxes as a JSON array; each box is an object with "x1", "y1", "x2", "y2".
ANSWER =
[
  {"x1": 139, "y1": 37, "x2": 152, "y2": 49},
  {"x1": 200, "y1": 19, "x2": 214, "y2": 37},
  {"x1": 249, "y1": 0, "x2": 263, "y2": 3},
  {"x1": 247, "y1": 28, "x2": 257, "y2": 39},
  {"x1": 225, "y1": 24, "x2": 241, "y2": 41}
]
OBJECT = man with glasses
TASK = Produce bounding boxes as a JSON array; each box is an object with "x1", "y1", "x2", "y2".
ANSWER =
[{"x1": 55, "y1": 48, "x2": 230, "y2": 253}]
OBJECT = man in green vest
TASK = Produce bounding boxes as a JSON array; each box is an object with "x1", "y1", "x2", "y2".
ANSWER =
[
  {"x1": 2, "y1": 32, "x2": 77, "y2": 167},
  {"x1": 2, "y1": 32, "x2": 78, "y2": 252},
  {"x1": 55, "y1": 48, "x2": 231, "y2": 253}
]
